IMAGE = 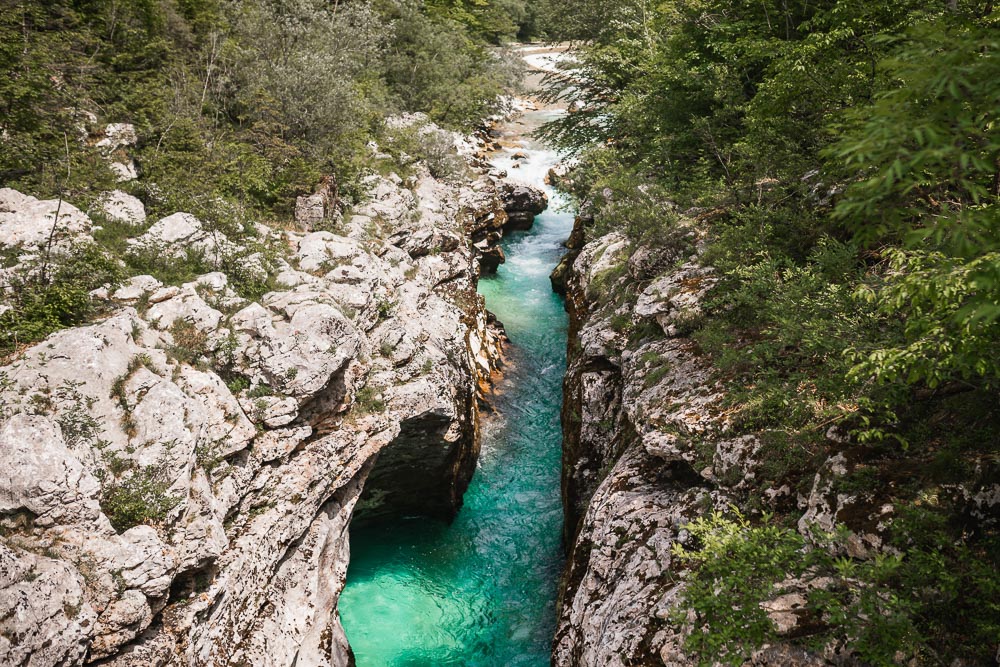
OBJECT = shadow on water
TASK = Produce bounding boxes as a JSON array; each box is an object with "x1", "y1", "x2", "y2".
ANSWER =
[{"x1": 340, "y1": 107, "x2": 574, "y2": 666}]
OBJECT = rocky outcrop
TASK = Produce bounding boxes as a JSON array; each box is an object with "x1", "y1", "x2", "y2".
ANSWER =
[
  {"x1": 549, "y1": 212, "x2": 588, "y2": 295},
  {"x1": 294, "y1": 177, "x2": 339, "y2": 232},
  {"x1": 499, "y1": 181, "x2": 548, "y2": 232},
  {"x1": 94, "y1": 122, "x2": 139, "y2": 182},
  {"x1": 556, "y1": 202, "x2": 1000, "y2": 667},
  {"x1": 96, "y1": 190, "x2": 147, "y2": 226},
  {"x1": 0, "y1": 188, "x2": 93, "y2": 250},
  {"x1": 0, "y1": 120, "x2": 507, "y2": 664},
  {"x1": 553, "y1": 225, "x2": 827, "y2": 666},
  {"x1": 464, "y1": 178, "x2": 549, "y2": 275}
]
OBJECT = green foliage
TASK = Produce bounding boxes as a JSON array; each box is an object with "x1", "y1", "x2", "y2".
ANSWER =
[
  {"x1": 848, "y1": 249, "x2": 1000, "y2": 390},
  {"x1": 375, "y1": 296, "x2": 397, "y2": 321},
  {"x1": 830, "y1": 21, "x2": 1000, "y2": 256},
  {"x1": 830, "y1": 21, "x2": 1000, "y2": 391},
  {"x1": 0, "y1": 242, "x2": 125, "y2": 356},
  {"x1": 1, "y1": 0, "x2": 517, "y2": 217},
  {"x1": 246, "y1": 382, "x2": 273, "y2": 399},
  {"x1": 166, "y1": 320, "x2": 209, "y2": 366},
  {"x1": 672, "y1": 509, "x2": 807, "y2": 665},
  {"x1": 551, "y1": 2, "x2": 1000, "y2": 664},
  {"x1": 96, "y1": 454, "x2": 181, "y2": 532},
  {"x1": 381, "y1": 124, "x2": 471, "y2": 180},
  {"x1": 353, "y1": 385, "x2": 386, "y2": 415},
  {"x1": 675, "y1": 507, "x2": 1000, "y2": 666},
  {"x1": 549, "y1": 0, "x2": 1000, "y2": 440},
  {"x1": 383, "y1": 1, "x2": 519, "y2": 129}
]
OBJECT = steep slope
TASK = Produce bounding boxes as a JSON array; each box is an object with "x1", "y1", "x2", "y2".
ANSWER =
[
  {"x1": 0, "y1": 117, "x2": 547, "y2": 666},
  {"x1": 553, "y1": 215, "x2": 1000, "y2": 666}
]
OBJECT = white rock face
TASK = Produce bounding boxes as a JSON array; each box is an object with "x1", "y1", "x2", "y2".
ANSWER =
[
  {"x1": 0, "y1": 126, "x2": 508, "y2": 666},
  {"x1": 110, "y1": 160, "x2": 138, "y2": 182},
  {"x1": 0, "y1": 543, "x2": 97, "y2": 667},
  {"x1": 137, "y1": 212, "x2": 204, "y2": 245},
  {"x1": 96, "y1": 190, "x2": 147, "y2": 225},
  {"x1": 295, "y1": 193, "x2": 326, "y2": 230},
  {"x1": 0, "y1": 188, "x2": 93, "y2": 249},
  {"x1": 96, "y1": 123, "x2": 138, "y2": 153},
  {"x1": 634, "y1": 264, "x2": 716, "y2": 337}
]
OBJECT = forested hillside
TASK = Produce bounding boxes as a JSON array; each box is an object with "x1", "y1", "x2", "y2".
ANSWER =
[
  {"x1": 0, "y1": 0, "x2": 542, "y2": 212},
  {"x1": 542, "y1": 1, "x2": 999, "y2": 665},
  {"x1": 0, "y1": 0, "x2": 540, "y2": 354}
]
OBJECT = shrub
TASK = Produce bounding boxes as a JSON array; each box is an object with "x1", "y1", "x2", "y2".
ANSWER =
[
  {"x1": 0, "y1": 242, "x2": 125, "y2": 356},
  {"x1": 672, "y1": 509, "x2": 807, "y2": 665},
  {"x1": 674, "y1": 505, "x2": 1000, "y2": 666},
  {"x1": 98, "y1": 463, "x2": 181, "y2": 533},
  {"x1": 166, "y1": 320, "x2": 208, "y2": 366},
  {"x1": 94, "y1": 443, "x2": 180, "y2": 533},
  {"x1": 353, "y1": 385, "x2": 385, "y2": 415},
  {"x1": 381, "y1": 123, "x2": 471, "y2": 180}
]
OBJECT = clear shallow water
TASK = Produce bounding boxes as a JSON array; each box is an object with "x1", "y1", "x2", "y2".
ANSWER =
[{"x1": 339, "y1": 113, "x2": 573, "y2": 666}]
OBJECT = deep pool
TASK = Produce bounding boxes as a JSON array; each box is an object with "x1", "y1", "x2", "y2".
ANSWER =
[{"x1": 339, "y1": 113, "x2": 573, "y2": 667}]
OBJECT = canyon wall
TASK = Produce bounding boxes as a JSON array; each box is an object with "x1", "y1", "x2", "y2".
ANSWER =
[
  {"x1": 0, "y1": 117, "x2": 545, "y2": 666},
  {"x1": 552, "y1": 215, "x2": 1000, "y2": 666}
]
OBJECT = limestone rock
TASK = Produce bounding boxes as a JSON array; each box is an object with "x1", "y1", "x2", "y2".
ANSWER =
[
  {"x1": 110, "y1": 161, "x2": 139, "y2": 182},
  {"x1": 556, "y1": 224, "x2": 830, "y2": 665},
  {"x1": 0, "y1": 188, "x2": 93, "y2": 250},
  {"x1": 634, "y1": 264, "x2": 716, "y2": 337},
  {"x1": 499, "y1": 180, "x2": 548, "y2": 231},
  {"x1": 96, "y1": 190, "x2": 146, "y2": 225},
  {"x1": 0, "y1": 116, "x2": 506, "y2": 666},
  {"x1": 96, "y1": 123, "x2": 138, "y2": 153},
  {"x1": 0, "y1": 414, "x2": 110, "y2": 532},
  {"x1": 128, "y1": 212, "x2": 245, "y2": 268},
  {"x1": 112, "y1": 275, "x2": 163, "y2": 302},
  {"x1": 0, "y1": 544, "x2": 97, "y2": 667},
  {"x1": 295, "y1": 193, "x2": 326, "y2": 231}
]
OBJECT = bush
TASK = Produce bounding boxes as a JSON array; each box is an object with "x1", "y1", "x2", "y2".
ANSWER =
[
  {"x1": 672, "y1": 509, "x2": 807, "y2": 665},
  {"x1": 353, "y1": 385, "x2": 385, "y2": 415},
  {"x1": 674, "y1": 505, "x2": 1000, "y2": 666},
  {"x1": 98, "y1": 462, "x2": 181, "y2": 533},
  {"x1": 166, "y1": 320, "x2": 208, "y2": 366},
  {"x1": 0, "y1": 243, "x2": 125, "y2": 356}
]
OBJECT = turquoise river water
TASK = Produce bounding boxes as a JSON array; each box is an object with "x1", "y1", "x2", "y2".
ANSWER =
[{"x1": 339, "y1": 109, "x2": 573, "y2": 666}]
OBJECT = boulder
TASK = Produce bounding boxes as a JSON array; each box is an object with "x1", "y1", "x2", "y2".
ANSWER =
[
  {"x1": 0, "y1": 188, "x2": 93, "y2": 250},
  {"x1": 295, "y1": 193, "x2": 326, "y2": 231},
  {"x1": 479, "y1": 244, "x2": 506, "y2": 274},
  {"x1": 110, "y1": 161, "x2": 138, "y2": 182},
  {"x1": 499, "y1": 181, "x2": 548, "y2": 231},
  {"x1": 96, "y1": 123, "x2": 138, "y2": 153},
  {"x1": 0, "y1": 544, "x2": 97, "y2": 667},
  {"x1": 96, "y1": 190, "x2": 146, "y2": 225}
]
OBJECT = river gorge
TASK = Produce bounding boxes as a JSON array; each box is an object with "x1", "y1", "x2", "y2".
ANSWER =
[
  {"x1": 4, "y1": 3, "x2": 997, "y2": 664},
  {"x1": 340, "y1": 51, "x2": 574, "y2": 667}
]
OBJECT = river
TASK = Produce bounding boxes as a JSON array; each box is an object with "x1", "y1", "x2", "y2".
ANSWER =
[{"x1": 339, "y1": 47, "x2": 573, "y2": 667}]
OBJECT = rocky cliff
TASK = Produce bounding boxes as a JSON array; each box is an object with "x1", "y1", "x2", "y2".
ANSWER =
[
  {"x1": 0, "y1": 117, "x2": 546, "y2": 666},
  {"x1": 552, "y1": 215, "x2": 1000, "y2": 666},
  {"x1": 553, "y1": 222, "x2": 724, "y2": 666}
]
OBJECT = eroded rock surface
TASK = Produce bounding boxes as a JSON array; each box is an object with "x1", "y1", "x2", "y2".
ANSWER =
[
  {"x1": 0, "y1": 119, "x2": 508, "y2": 666},
  {"x1": 553, "y1": 224, "x2": 854, "y2": 666}
]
